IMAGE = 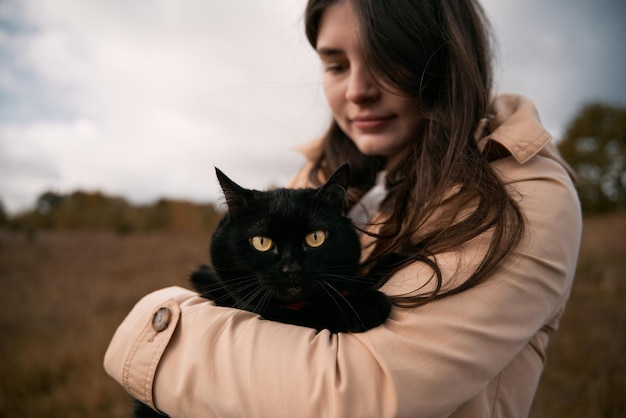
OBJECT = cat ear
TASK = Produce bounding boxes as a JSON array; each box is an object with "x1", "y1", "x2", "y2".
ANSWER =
[
  {"x1": 318, "y1": 163, "x2": 350, "y2": 200},
  {"x1": 215, "y1": 167, "x2": 252, "y2": 212}
]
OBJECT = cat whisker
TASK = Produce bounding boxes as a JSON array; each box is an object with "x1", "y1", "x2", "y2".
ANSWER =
[
  {"x1": 253, "y1": 289, "x2": 272, "y2": 314},
  {"x1": 320, "y1": 280, "x2": 367, "y2": 331},
  {"x1": 232, "y1": 282, "x2": 264, "y2": 302},
  {"x1": 199, "y1": 277, "x2": 256, "y2": 289},
  {"x1": 209, "y1": 274, "x2": 258, "y2": 284},
  {"x1": 214, "y1": 295, "x2": 236, "y2": 305},
  {"x1": 321, "y1": 273, "x2": 377, "y2": 285},
  {"x1": 193, "y1": 278, "x2": 254, "y2": 292},
  {"x1": 314, "y1": 265, "x2": 359, "y2": 273},
  {"x1": 234, "y1": 285, "x2": 267, "y2": 311}
]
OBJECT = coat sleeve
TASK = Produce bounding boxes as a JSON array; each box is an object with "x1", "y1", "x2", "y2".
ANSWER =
[{"x1": 104, "y1": 153, "x2": 581, "y2": 418}]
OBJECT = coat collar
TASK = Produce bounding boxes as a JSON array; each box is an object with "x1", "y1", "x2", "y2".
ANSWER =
[{"x1": 478, "y1": 94, "x2": 553, "y2": 164}]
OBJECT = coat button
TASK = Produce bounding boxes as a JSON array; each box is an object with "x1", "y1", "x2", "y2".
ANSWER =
[{"x1": 152, "y1": 307, "x2": 171, "y2": 332}]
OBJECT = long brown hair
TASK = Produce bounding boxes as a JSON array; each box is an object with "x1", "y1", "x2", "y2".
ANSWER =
[{"x1": 304, "y1": 0, "x2": 525, "y2": 307}]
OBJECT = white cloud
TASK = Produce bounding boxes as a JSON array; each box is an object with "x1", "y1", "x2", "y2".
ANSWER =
[
  {"x1": 1, "y1": 0, "x2": 624, "y2": 214},
  {"x1": 0, "y1": 0, "x2": 328, "y2": 213},
  {"x1": 484, "y1": 0, "x2": 626, "y2": 137}
]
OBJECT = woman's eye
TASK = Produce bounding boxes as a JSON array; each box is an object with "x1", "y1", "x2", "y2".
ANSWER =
[
  {"x1": 304, "y1": 230, "x2": 327, "y2": 248},
  {"x1": 324, "y1": 64, "x2": 347, "y2": 74},
  {"x1": 251, "y1": 236, "x2": 274, "y2": 252}
]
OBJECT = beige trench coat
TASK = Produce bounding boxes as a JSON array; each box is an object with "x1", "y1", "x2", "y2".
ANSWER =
[{"x1": 105, "y1": 95, "x2": 582, "y2": 417}]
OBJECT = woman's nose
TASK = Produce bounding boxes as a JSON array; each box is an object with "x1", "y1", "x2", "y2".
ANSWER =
[{"x1": 345, "y1": 65, "x2": 380, "y2": 104}]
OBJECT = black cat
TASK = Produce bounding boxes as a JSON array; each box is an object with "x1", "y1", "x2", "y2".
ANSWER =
[
  {"x1": 134, "y1": 164, "x2": 391, "y2": 417},
  {"x1": 193, "y1": 163, "x2": 390, "y2": 333}
]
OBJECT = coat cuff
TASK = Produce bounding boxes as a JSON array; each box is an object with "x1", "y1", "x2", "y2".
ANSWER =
[{"x1": 103, "y1": 286, "x2": 197, "y2": 411}]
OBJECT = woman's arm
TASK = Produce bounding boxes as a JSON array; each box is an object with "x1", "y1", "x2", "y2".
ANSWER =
[{"x1": 105, "y1": 152, "x2": 581, "y2": 417}]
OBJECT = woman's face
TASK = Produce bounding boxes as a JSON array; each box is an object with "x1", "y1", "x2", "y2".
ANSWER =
[{"x1": 316, "y1": 1, "x2": 421, "y2": 164}]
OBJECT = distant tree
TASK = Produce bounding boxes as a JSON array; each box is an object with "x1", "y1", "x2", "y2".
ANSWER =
[
  {"x1": 10, "y1": 189, "x2": 222, "y2": 233},
  {"x1": 36, "y1": 191, "x2": 66, "y2": 215},
  {"x1": 0, "y1": 198, "x2": 7, "y2": 227},
  {"x1": 559, "y1": 102, "x2": 626, "y2": 213}
]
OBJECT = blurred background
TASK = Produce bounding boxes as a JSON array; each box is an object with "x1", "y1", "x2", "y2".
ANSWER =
[
  {"x1": 1, "y1": 0, "x2": 625, "y2": 416},
  {"x1": 1, "y1": 0, "x2": 625, "y2": 212}
]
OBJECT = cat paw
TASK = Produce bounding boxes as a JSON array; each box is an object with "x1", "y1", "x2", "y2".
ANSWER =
[
  {"x1": 341, "y1": 290, "x2": 391, "y2": 333},
  {"x1": 189, "y1": 265, "x2": 236, "y2": 306},
  {"x1": 190, "y1": 265, "x2": 217, "y2": 295}
]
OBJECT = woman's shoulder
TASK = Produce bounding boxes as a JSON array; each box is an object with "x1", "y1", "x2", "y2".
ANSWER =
[
  {"x1": 287, "y1": 162, "x2": 314, "y2": 188},
  {"x1": 483, "y1": 94, "x2": 577, "y2": 186},
  {"x1": 481, "y1": 94, "x2": 552, "y2": 163},
  {"x1": 287, "y1": 137, "x2": 325, "y2": 188}
]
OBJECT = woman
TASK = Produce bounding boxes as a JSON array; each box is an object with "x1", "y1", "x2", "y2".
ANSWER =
[{"x1": 105, "y1": 0, "x2": 581, "y2": 416}]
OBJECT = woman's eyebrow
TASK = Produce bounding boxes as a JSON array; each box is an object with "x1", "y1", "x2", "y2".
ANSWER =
[{"x1": 316, "y1": 47, "x2": 343, "y2": 57}]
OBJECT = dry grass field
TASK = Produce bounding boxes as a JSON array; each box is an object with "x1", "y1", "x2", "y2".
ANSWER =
[{"x1": 0, "y1": 213, "x2": 624, "y2": 417}]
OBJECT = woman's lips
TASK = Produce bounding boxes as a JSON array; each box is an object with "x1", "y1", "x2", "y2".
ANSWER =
[{"x1": 350, "y1": 115, "x2": 395, "y2": 131}]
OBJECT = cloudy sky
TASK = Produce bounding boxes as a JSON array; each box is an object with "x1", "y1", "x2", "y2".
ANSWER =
[{"x1": 1, "y1": 0, "x2": 625, "y2": 214}]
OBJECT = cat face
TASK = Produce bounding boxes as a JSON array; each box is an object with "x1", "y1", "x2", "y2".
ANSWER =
[{"x1": 210, "y1": 164, "x2": 363, "y2": 306}]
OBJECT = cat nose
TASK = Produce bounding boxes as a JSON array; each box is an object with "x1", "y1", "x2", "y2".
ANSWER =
[{"x1": 281, "y1": 261, "x2": 302, "y2": 275}]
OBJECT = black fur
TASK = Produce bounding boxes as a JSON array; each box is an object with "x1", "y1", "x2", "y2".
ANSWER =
[
  {"x1": 193, "y1": 163, "x2": 390, "y2": 333},
  {"x1": 133, "y1": 164, "x2": 391, "y2": 417},
  {"x1": 134, "y1": 401, "x2": 164, "y2": 418}
]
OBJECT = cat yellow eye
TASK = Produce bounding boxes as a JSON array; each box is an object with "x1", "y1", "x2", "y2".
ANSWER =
[
  {"x1": 304, "y1": 230, "x2": 326, "y2": 248},
  {"x1": 251, "y1": 236, "x2": 274, "y2": 252}
]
